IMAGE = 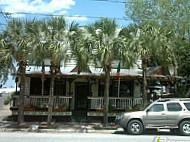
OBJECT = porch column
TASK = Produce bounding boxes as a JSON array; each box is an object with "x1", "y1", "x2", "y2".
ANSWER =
[
  {"x1": 67, "y1": 78, "x2": 74, "y2": 110},
  {"x1": 67, "y1": 78, "x2": 74, "y2": 96},
  {"x1": 25, "y1": 77, "x2": 31, "y2": 106},
  {"x1": 133, "y1": 80, "x2": 141, "y2": 98},
  {"x1": 91, "y1": 79, "x2": 98, "y2": 97}
]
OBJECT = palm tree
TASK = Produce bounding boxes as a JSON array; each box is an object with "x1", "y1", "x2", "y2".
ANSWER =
[
  {"x1": 86, "y1": 18, "x2": 136, "y2": 125},
  {"x1": 118, "y1": 24, "x2": 139, "y2": 68},
  {"x1": 0, "y1": 19, "x2": 34, "y2": 124},
  {"x1": 128, "y1": 22, "x2": 171, "y2": 106},
  {"x1": 26, "y1": 20, "x2": 49, "y2": 66},
  {"x1": 36, "y1": 17, "x2": 87, "y2": 125},
  {"x1": 0, "y1": 33, "x2": 14, "y2": 84},
  {"x1": 68, "y1": 22, "x2": 93, "y2": 74},
  {"x1": 30, "y1": 17, "x2": 83, "y2": 125},
  {"x1": 161, "y1": 28, "x2": 189, "y2": 97},
  {"x1": 38, "y1": 17, "x2": 69, "y2": 125}
]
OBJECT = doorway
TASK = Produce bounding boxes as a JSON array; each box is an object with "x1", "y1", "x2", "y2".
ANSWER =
[{"x1": 75, "y1": 82, "x2": 89, "y2": 111}]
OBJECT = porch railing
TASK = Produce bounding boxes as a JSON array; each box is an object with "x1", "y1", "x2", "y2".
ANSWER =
[
  {"x1": 88, "y1": 97, "x2": 143, "y2": 110},
  {"x1": 12, "y1": 95, "x2": 72, "y2": 108},
  {"x1": 88, "y1": 97, "x2": 104, "y2": 109},
  {"x1": 12, "y1": 96, "x2": 143, "y2": 110}
]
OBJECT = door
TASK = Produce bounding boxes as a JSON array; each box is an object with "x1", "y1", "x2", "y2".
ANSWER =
[
  {"x1": 75, "y1": 83, "x2": 89, "y2": 111},
  {"x1": 165, "y1": 102, "x2": 183, "y2": 126},
  {"x1": 144, "y1": 103, "x2": 167, "y2": 127}
]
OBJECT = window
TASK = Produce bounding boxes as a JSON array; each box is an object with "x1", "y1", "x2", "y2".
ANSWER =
[
  {"x1": 167, "y1": 103, "x2": 182, "y2": 111},
  {"x1": 54, "y1": 79, "x2": 66, "y2": 96},
  {"x1": 149, "y1": 104, "x2": 164, "y2": 112},
  {"x1": 184, "y1": 103, "x2": 190, "y2": 111},
  {"x1": 111, "y1": 80, "x2": 133, "y2": 97},
  {"x1": 30, "y1": 78, "x2": 50, "y2": 96}
]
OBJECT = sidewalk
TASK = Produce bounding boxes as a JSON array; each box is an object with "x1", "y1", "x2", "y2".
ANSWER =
[
  {"x1": 0, "y1": 106, "x2": 121, "y2": 133},
  {"x1": 0, "y1": 122, "x2": 121, "y2": 133}
]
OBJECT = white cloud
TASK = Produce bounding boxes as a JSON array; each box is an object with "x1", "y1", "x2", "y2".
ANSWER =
[
  {"x1": 1, "y1": 0, "x2": 75, "y2": 17},
  {"x1": 65, "y1": 15, "x2": 88, "y2": 21}
]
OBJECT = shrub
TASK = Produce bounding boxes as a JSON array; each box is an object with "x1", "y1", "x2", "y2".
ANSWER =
[{"x1": 108, "y1": 104, "x2": 116, "y2": 112}]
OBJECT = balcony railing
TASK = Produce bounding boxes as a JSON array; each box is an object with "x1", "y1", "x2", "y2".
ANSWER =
[
  {"x1": 12, "y1": 95, "x2": 72, "y2": 108},
  {"x1": 88, "y1": 97, "x2": 143, "y2": 110}
]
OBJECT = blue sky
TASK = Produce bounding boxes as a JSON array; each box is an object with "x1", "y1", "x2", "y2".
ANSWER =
[
  {"x1": 0, "y1": 0, "x2": 130, "y2": 87},
  {"x1": 0, "y1": 0, "x2": 130, "y2": 27}
]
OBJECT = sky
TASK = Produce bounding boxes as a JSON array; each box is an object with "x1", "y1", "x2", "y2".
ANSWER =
[
  {"x1": 0, "y1": 0, "x2": 130, "y2": 88},
  {"x1": 0, "y1": 0, "x2": 130, "y2": 27}
]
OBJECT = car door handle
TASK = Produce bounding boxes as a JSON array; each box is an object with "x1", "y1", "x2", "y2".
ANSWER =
[{"x1": 161, "y1": 113, "x2": 165, "y2": 115}]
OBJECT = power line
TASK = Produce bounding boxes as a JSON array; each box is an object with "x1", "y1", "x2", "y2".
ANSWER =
[
  {"x1": 1, "y1": 11, "x2": 190, "y2": 24},
  {"x1": 0, "y1": 11, "x2": 126, "y2": 21}
]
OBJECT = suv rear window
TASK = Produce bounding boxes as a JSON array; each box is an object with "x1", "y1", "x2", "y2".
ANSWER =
[
  {"x1": 167, "y1": 103, "x2": 182, "y2": 111},
  {"x1": 184, "y1": 103, "x2": 190, "y2": 111}
]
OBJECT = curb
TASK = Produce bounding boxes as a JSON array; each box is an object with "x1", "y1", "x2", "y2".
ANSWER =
[{"x1": 0, "y1": 127, "x2": 118, "y2": 134}]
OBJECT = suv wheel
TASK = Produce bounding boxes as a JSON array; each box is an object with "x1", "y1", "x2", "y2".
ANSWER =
[
  {"x1": 127, "y1": 120, "x2": 143, "y2": 135},
  {"x1": 179, "y1": 121, "x2": 190, "y2": 136}
]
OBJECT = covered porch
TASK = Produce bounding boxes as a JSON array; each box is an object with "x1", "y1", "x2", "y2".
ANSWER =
[{"x1": 12, "y1": 68, "x2": 181, "y2": 122}]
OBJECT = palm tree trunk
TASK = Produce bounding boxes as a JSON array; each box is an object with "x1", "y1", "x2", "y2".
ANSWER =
[
  {"x1": 103, "y1": 66, "x2": 111, "y2": 126},
  {"x1": 47, "y1": 76, "x2": 55, "y2": 125},
  {"x1": 17, "y1": 61, "x2": 26, "y2": 124},
  {"x1": 174, "y1": 59, "x2": 178, "y2": 97},
  {"x1": 142, "y1": 59, "x2": 148, "y2": 107}
]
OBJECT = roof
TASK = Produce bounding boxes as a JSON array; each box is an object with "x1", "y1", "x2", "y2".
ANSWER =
[
  {"x1": 70, "y1": 66, "x2": 91, "y2": 73},
  {"x1": 147, "y1": 66, "x2": 171, "y2": 75},
  {"x1": 13, "y1": 65, "x2": 189, "y2": 81}
]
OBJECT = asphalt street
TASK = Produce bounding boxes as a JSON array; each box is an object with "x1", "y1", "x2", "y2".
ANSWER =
[{"x1": 0, "y1": 132, "x2": 190, "y2": 142}]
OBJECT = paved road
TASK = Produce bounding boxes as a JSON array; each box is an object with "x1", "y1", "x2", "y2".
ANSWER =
[{"x1": 0, "y1": 132, "x2": 190, "y2": 142}]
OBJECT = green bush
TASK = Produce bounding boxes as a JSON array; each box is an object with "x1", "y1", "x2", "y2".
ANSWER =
[{"x1": 108, "y1": 104, "x2": 116, "y2": 112}]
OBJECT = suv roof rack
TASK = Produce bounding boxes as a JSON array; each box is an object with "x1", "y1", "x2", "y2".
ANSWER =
[{"x1": 156, "y1": 98, "x2": 190, "y2": 102}]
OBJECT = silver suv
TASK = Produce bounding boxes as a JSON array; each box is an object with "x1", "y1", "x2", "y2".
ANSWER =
[{"x1": 115, "y1": 98, "x2": 190, "y2": 135}]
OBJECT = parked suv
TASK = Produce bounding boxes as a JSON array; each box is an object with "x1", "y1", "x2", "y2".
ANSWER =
[{"x1": 115, "y1": 98, "x2": 190, "y2": 135}]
